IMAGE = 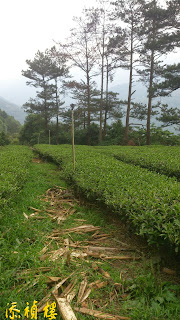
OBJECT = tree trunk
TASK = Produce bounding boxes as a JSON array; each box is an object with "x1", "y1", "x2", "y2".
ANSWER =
[
  {"x1": 85, "y1": 35, "x2": 91, "y2": 127},
  {"x1": 99, "y1": 27, "x2": 105, "y2": 142},
  {"x1": 103, "y1": 57, "x2": 109, "y2": 137},
  {"x1": 146, "y1": 0, "x2": 156, "y2": 145},
  {"x1": 83, "y1": 109, "x2": 86, "y2": 129},
  {"x1": 55, "y1": 78, "x2": 59, "y2": 144},
  {"x1": 44, "y1": 83, "x2": 49, "y2": 135},
  {"x1": 146, "y1": 49, "x2": 154, "y2": 145},
  {"x1": 123, "y1": 19, "x2": 134, "y2": 145},
  {"x1": 87, "y1": 74, "x2": 91, "y2": 127}
]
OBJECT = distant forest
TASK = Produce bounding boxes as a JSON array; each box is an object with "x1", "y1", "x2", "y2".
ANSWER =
[
  {"x1": 18, "y1": 0, "x2": 180, "y2": 146},
  {"x1": 0, "y1": 109, "x2": 21, "y2": 145}
]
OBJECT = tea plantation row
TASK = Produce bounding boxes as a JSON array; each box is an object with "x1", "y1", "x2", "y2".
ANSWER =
[
  {"x1": 34, "y1": 144, "x2": 180, "y2": 250},
  {"x1": 0, "y1": 146, "x2": 32, "y2": 208},
  {"x1": 94, "y1": 145, "x2": 180, "y2": 180}
]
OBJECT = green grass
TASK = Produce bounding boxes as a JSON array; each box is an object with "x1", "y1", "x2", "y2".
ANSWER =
[{"x1": 0, "y1": 160, "x2": 65, "y2": 317}]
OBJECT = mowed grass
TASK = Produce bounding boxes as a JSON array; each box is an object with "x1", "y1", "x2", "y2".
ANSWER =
[
  {"x1": 0, "y1": 160, "x2": 65, "y2": 316},
  {"x1": 0, "y1": 155, "x2": 179, "y2": 320}
]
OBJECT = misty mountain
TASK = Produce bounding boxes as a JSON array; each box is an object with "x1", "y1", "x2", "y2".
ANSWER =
[
  {"x1": 0, "y1": 77, "x2": 36, "y2": 106},
  {"x1": 0, "y1": 77, "x2": 179, "y2": 129},
  {"x1": 0, "y1": 109, "x2": 21, "y2": 134},
  {"x1": 109, "y1": 83, "x2": 180, "y2": 133},
  {"x1": 0, "y1": 97, "x2": 26, "y2": 124},
  {"x1": 110, "y1": 82, "x2": 180, "y2": 107}
]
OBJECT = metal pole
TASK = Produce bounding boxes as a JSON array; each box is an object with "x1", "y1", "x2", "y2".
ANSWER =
[{"x1": 71, "y1": 104, "x2": 75, "y2": 170}]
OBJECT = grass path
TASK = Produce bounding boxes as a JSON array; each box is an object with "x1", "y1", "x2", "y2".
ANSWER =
[{"x1": 0, "y1": 156, "x2": 179, "y2": 320}]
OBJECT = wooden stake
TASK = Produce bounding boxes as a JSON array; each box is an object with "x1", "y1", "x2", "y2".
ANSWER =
[
  {"x1": 49, "y1": 130, "x2": 51, "y2": 147},
  {"x1": 71, "y1": 104, "x2": 75, "y2": 170}
]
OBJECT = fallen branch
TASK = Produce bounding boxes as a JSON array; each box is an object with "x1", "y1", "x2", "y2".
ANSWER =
[
  {"x1": 74, "y1": 307, "x2": 130, "y2": 319},
  {"x1": 51, "y1": 272, "x2": 75, "y2": 294},
  {"x1": 63, "y1": 225, "x2": 101, "y2": 234},
  {"x1": 29, "y1": 207, "x2": 42, "y2": 212},
  {"x1": 104, "y1": 255, "x2": 140, "y2": 260},
  {"x1": 53, "y1": 295, "x2": 77, "y2": 320},
  {"x1": 78, "y1": 279, "x2": 87, "y2": 303}
]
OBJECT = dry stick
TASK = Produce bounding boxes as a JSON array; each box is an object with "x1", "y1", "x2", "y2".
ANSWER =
[
  {"x1": 63, "y1": 225, "x2": 101, "y2": 234},
  {"x1": 55, "y1": 185, "x2": 67, "y2": 189},
  {"x1": 80, "y1": 288, "x2": 92, "y2": 303},
  {"x1": 29, "y1": 207, "x2": 42, "y2": 212},
  {"x1": 51, "y1": 272, "x2": 75, "y2": 294},
  {"x1": 78, "y1": 279, "x2": 88, "y2": 303},
  {"x1": 87, "y1": 246, "x2": 118, "y2": 252},
  {"x1": 53, "y1": 294, "x2": 77, "y2": 320},
  {"x1": 92, "y1": 233, "x2": 111, "y2": 239},
  {"x1": 91, "y1": 230, "x2": 100, "y2": 238},
  {"x1": 47, "y1": 276, "x2": 61, "y2": 283},
  {"x1": 74, "y1": 307, "x2": 130, "y2": 320},
  {"x1": 23, "y1": 212, "x2": 29, "y2": 219},
  {"x1": 32, "y1": 216, "x2": 46, "y2": 220},
  {"x1": 104, "y1": 255, "x2": 141, "y2": 260},
  {"x1": 49, "y1": 248, "x2": 66, "y2": 262},
  {"x1": 88, "y1": 236, "x2": 111, "y2": 243},
  {"x1": 66, "y1": 288, "x2": 77, "y2": 303},
  {"x1": 60, "y1": 280, "x2": 77, "y2": 298}
]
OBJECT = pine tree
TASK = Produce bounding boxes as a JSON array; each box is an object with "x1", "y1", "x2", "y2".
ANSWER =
[
  {"x1": 22, "y1": 50, "x2": 55, "y2": 133},
  {"x1": 64, "y1": 80, "x2": 100, "y2": 132},
  {"x1": 22, "y1": 48, "x2": 69, "y2": 139},
  {"x1": 156, "y1": 104, "x2": 180, "y2": 128},
  {"x1": 47, "y1": 46, "x2": 70, "y2": 143},
  {"x1": 87, "y1": 1, "x2": 115, "y2": 141},
  {"x1": 58, "y1": 11, "x2": 98, "y2": 128},
  {"x1": 138, "y1": 0, "x2": 177, "y2": 144},
  {"x1": 110, "y1": 0, "x2": 144, "y2": 144}
]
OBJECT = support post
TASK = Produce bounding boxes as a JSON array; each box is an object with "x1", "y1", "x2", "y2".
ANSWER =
[
  {"x1": 71, "y1": 104, "x2": 75, "y2": 170},
  {"x1": 49, "y1": 130, "x2": 51, "y2": 147}
]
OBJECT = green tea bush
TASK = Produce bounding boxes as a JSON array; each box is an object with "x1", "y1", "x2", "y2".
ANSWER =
[
  {"x1": 0, "y1": 145, "x2": 32, "y2": 207},
  {"x1": 34, "y1": 145, "x2": 180, "y2": 250},
  {"x1": 96, "y1": 145, "x2": 180, "y2": 180}
]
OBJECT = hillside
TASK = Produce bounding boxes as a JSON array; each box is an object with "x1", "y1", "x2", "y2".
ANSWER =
[
  {"x1": 0, "y1": 109, "x2": 21, "y2": 134},
  {"x1": 0, "y1": 96, "x2": 26, "y2": 124},
  {"x1": 109, "y1": 83, "x2": 180, "y2": 132},
  {"x1": 110, "y1": 83, "x2": 180, "y2": 107}
]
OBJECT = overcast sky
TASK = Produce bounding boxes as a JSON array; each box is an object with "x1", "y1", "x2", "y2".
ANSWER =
[
  {"x1": 0, "y1": 0, "x2": 99, "y2": 80},
  {"x1": 0, "y1": 0, "x2": 179, "y2": 106}
]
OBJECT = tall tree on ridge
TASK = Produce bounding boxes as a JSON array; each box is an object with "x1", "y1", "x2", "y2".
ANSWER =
[
  {"x1": 22, "y1": 48, "x2": 69, "y2": 138},
  {"x1": 111, "y1": 0, "x2": 144, "y2": 144},
  {"x1": 58, "y1": 10, "x2": 98, "y2": 129},
  {"x1": 47, "y1": 46, "x2": 70, "y2": 143},
  {"x1": 88, "y1": 1, "x2": 110, "y2": 141},
  {"x1": 88, "y1": 0, "x2": 120, "y2": 141},
  {"x1": 22, "y1": 50, "x2": 55, "y2": 133},
  {"x1": 138, "y1": 0, "x2": 177, "y2": 144}
]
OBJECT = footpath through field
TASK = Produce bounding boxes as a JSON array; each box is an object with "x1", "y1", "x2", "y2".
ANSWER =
[{"x1": 1, "y1": 153, "x2": 179, "y2": 320}]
